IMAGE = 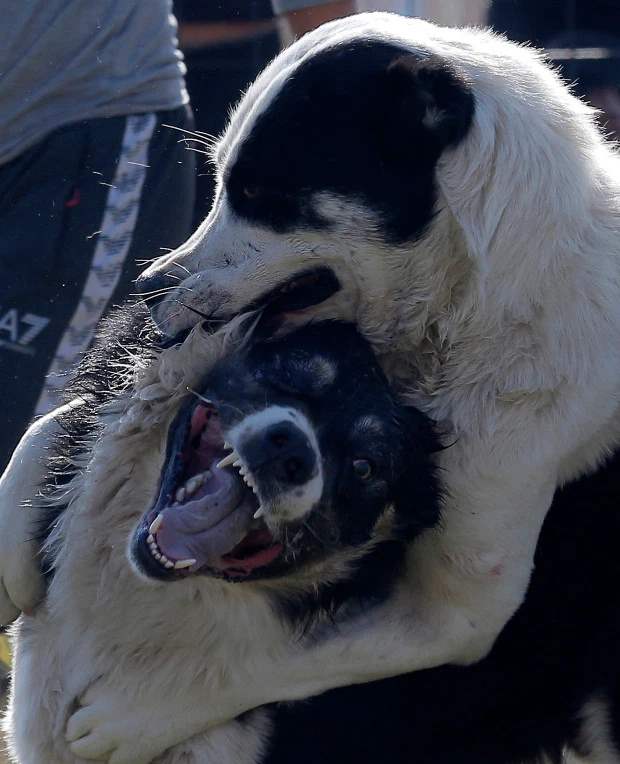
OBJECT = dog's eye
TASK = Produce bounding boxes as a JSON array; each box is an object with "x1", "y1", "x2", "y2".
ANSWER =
[
  {"x1": 352, "y1": 459, "x2": 373, "y2": 480},
  {"x1": 243, "y1": 184, "x2": 261, "y2": 199}
]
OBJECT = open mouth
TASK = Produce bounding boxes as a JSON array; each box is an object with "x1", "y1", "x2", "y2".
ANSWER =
[
  {"x1": 133, "y1": 400, "x2": 284, "y2": 581},
  {"x1": 245, "y1": 266, "x2": 340, "y2": 329}
]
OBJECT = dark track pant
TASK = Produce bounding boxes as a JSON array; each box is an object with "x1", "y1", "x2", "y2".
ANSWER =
[{"x1": 0, "y1": 106, "x2": 196, "y2": 471}]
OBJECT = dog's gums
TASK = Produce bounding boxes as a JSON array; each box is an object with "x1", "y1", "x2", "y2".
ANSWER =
[{"x1": 135, "y1": 401, "x2": 284, "y2": 580}]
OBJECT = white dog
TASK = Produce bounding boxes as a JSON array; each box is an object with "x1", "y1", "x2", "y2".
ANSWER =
[{"x1": 2, "y1": 12, "x2": 620, "y2": 763}]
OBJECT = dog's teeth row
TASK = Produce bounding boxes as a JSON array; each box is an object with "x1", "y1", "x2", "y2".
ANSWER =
[
  {"x1": 217, "y1": 445, "x2": 259, "y2": 497},
  {"x1": 146, "y1": 529, "x2": 196, "y2": 571},
  {"x1": 175, "y1": 470, "x2": 212, "y2": 504}
]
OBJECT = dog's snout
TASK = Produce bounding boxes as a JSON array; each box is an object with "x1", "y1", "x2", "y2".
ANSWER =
[
  {"x1": 247, "y1": 421, "x2": 317, "y2": 486},
  {"x1": 135, "y1": 269, "x2": 177, "y2": 309}
]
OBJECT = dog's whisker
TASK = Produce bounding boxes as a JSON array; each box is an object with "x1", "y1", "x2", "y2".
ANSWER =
[
  {"x1": 303, "y1": 521, "x2": 327, "y2": 546},
  {"x1": 186, "y1": 388, "x2": 214, "y2": 406},
  {"x1": 177, "y1": 301, "x2": 214, "y2": 321},
  {"x1": 171, "y1": 262, "x2": 193, "y2": 277}
]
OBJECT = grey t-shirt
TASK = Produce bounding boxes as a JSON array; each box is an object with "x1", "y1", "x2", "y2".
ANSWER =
[{"x1": 0, "y1": 0, "x2": 188, "y2": 166}]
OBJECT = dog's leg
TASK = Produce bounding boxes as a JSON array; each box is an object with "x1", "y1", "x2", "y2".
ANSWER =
[
  {"x1": 66, "y1": 460, "x2": 556, "y2": 764},
  {"x1": 0, "y1": 399, "x2": 85, "y2": 624}
]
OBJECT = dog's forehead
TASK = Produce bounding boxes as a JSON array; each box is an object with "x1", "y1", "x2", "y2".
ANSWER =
[
  {"x1": 216, "y1": 14, "x2": 448, "y2": 171},
  {"x1": 270, "y1": 351, "x2": 338, "y2": 392},
  {"x1": 224, "y1": 39, "x2": 413, "y2": 178},
  {"x1": 352, "y1": 415, "x2": 387, "y2": 438}
]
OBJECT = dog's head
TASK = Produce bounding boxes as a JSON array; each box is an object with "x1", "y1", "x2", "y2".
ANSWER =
[
  {"x1": 130, "y1": 322, "x2": 440, "y2": 585},
  {"x1": 137, "y1": 14, "x2": 602, "y2": 367}
]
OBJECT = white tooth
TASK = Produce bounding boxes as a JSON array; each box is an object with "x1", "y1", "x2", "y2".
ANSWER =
[
  {"x1": 217, "y1": 450, "x2": 239, "y2": 469},
  {"x1": 147, "y1": 534, "x2": 154, "y2": 544},
  {"x1": 155, "y1": 553, "x2": 162, "y2": 561},
  {"x1": 160, "y1": 555, "x2": 169, "y2": 564},
  {"x1": 233, "y1": 459, "x2": 242, "y2": 468},
  {"x1": 224, "y1": 441, "x2": 232, "y2": 450},
  {"x1": 176, "y1": 487, "x2": 186, "y2": 503},
  {"x1": 253, "y1": 506, "x2": 265, "y2": 520},
  {"x1": 164, "y1": 561, "x2": 174, "y2": 569},
  {"x1": 174, "y1": 558, "x2": 196, "y2": 570},
  {"x1": 186, "y1": 477, "x2": 201, "y2": 495},
  {"x1": 149, "y1": 513, "x2": 163, "y2": 535}
]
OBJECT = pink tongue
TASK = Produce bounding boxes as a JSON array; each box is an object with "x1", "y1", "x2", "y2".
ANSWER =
[{"x1": 155, "y1": 467, "x2": 255, "y2": 567}]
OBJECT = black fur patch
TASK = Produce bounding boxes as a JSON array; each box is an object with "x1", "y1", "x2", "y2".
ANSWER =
[
  {"x1": 264, "y1": 448, "x2": 620, "y2": 764},
  {"x1": 226, "y1": 41, "x2": 474, "y2": 243}
]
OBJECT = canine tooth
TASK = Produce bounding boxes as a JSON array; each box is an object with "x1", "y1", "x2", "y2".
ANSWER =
[
  {"x1": 253, "y1": 506, "x2": 265, "y2": 520},
  {"x1": 176, "y1": 487, "x2": 186, "y2": 503},
  {"x1": 149, "y1": 513, "x2": 163, "y2": 535},
  {"x1": 186, "y1": 476, "x2": 201, "y2": 495},
  {"x1": 174, "y1": 558, "x2": 196, "y2": 570},
  {"x1": 164, "y1": 561, "x2": 174, "y2": 569},
  {"x1": 217, "y1": 450, "x2": 239, "y2": 469}
]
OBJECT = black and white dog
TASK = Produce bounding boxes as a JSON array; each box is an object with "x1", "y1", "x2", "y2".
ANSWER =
[
  {"x1": 3, "y1": 13, "x2": 620, "y2": 762},
  {"x1": 6, "y1": 308, "x2": 620, "y2": 764},
  {"x1": 124, "y1": 15, "x2": 620, "y2": 736},
  {"x1": 6, "y1": 314, "x2": 440, "y2": 764}
]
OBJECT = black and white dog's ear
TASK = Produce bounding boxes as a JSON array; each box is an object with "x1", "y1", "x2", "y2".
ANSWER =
[{"x1": 378, "y1": 54, "x2": 474, "y2": 159}]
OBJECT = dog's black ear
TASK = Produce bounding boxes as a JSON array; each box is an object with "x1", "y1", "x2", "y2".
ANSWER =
[{"x1": 378, "y1": 54, "x2": 475, "y2": 162}]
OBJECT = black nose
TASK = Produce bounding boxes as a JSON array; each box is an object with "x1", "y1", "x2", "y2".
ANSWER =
[
  {"x1": 245, "y1": 421, "x2": 317, "y2": 486},
  {"x1": 135, "y1": 269, "x2": 177, "y2": 310}
]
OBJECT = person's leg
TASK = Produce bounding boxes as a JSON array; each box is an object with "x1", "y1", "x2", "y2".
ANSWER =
[{"x1": 0, "y1": 106, "x2": 195, "y2": 471}]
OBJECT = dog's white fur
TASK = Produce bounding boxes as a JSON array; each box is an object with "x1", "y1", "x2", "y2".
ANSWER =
[
  {"x1": 6, "y1": 324, "x2": 279, "y2": 764},
  {"x1": 3, "y1": 13, "x2": 620, "y2": 763}
]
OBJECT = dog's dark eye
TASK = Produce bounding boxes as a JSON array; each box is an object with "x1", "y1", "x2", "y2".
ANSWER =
[
  {"x1": 243, "y1": 184, "x2": 261, "y2": 199},
  {"x1": 352, "y1": 459, "x2": 373, "y2": 480}
]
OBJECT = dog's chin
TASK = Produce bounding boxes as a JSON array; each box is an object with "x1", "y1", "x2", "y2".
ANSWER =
[{"x1": 129, "y1": 394, "x2": 327, "y2": 584}]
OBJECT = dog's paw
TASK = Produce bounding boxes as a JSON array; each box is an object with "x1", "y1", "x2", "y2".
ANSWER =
[
  {"x1": 0, "y1": 516, "x2": 45, "y2": 625},
  {"x1": 0, "y1": 401, "x2": 87, "y2": 625},
  {"x1": 66, "y1": 690, "x2": 170, "y2": 764},
  {"x1": 0, "y1": 460, "x2": 47, "y2": 626}
]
